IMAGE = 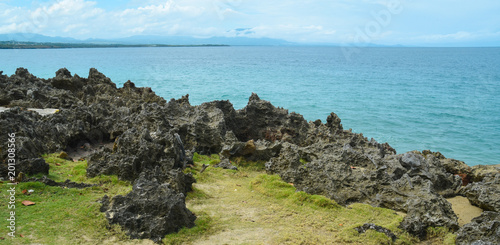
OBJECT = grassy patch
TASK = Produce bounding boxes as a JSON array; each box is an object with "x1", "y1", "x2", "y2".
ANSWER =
[
  {"x1": 251, "y1": 174, "x2": 416, "y2": 244},
  {"x1": 162, "y1": 212, "x2": 215, "y2": 245},
  {"x1": 250, "y1": 174, "x2": 340, "y2": 209},
  {"x1": 182, "y1": 154, "x2": 428, "y2": 244},
  {"x1": 232, "y1": 156, "x2": 266, "y2": 171},
  {"x1": 0, "y1": 154, "x2": 135, "y2": 245},
  {"x1": 0, "y1": 153, "x2": 457, "y2": 244},
  {"x1": 426, "y1": 227, "x2": 457, "y2": 245}
]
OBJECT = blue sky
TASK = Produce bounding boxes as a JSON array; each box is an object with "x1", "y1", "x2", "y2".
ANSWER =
[{"x1": 0, "y1": 0, "x2": 499, "y2": 46}]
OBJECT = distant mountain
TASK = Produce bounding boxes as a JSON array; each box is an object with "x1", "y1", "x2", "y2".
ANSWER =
[
  {"x1": 0, "y1": 33, "x2": 295, "y2": 46},
  {"x1": 0, "y1": 33, "x2": 81, "y2": 43},
  {"x1": 118, "y1": 35, "x2": 294, "y2": 46}
]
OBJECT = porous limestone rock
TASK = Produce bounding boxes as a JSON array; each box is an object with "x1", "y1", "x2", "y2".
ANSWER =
[
  {"x1": 100, "y1": 172, "x2": 196, "y2": 243},
  {"x1": 456, "y1": 211, "x2": 500, "y2": 245},
  {"x1": 1, "y1": 67, "x2": 495, "y2": 242}
]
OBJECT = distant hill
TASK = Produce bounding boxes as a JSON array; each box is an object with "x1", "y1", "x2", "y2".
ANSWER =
[
  {"x1": 0, "y1": 41, "x2": 228, "y2": 49},
  {"x1": 0, "y1": 33, "x2": 295, "y2": 46},
  {"x1": 0, "y1": 33, "x2": 81, "y2": 43}
]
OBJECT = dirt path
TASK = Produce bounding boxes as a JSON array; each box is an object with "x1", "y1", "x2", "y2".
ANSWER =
[
  {"x1": 183, "y1": 163, "x2": 481, "y2": 245},
  {"x1": 187, "y1": 170, "x2": 281, "y2": 245},
  {"x1": 184, "y1": 167, "x2": 410, "y2": 245}
]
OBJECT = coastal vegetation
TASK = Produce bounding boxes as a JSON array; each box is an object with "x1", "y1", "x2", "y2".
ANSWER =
[
  {"x1": 0, "y1": 154, "x2": 135, "y2": 244},
  {"x1": 0, "y1": 41, "x2": 228, "y2": 49},
  {"x1": 0, "y1": 153, "x2": 456, "y2": 244}
]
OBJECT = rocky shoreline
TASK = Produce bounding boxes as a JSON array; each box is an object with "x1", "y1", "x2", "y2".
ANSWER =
[{"x1": 1, "y1": 68, "x2": 499, "y2": 244}]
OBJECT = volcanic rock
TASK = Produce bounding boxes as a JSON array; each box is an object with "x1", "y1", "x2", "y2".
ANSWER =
[
  {"x1": 1, "y1": 68, "x2": 497, "y2": 242},
  {"x1": 456, "y1": 211, "x2": 500, "y2": 245},
  {"x1": 24, "y1": 176, "x2": 96, "y2": 189},
  {"x1": 355, "y1": 223, "x2": 397, "y2": 242},
  {"x1": 266, "y1": 144, "x2": 462, "y2": 237},
  {"x1": 460, "y1": 173, "x2": 500, "y2": 212},
  {"x1": 100, "y1": 172, "x2": 196, "y2": 243},
  {"x1": 214, "y1": 158, "x2": 238, "y2": 170},
  {"x1": 470, "y1": 164, "x2": 500, "y2": 182}
]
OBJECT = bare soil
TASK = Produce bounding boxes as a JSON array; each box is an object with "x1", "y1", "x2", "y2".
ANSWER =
[{"x1": 446, "y1": 196, "x2": 483, "y2": 226}]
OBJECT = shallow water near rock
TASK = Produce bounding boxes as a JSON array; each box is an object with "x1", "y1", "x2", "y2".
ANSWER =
[{"x1": 1, "y1": 46, "x2": 499, "y2": 166}]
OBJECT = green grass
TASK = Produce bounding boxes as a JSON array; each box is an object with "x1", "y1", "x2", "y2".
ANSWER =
[
  {"x1": 162, "y1": 212, "x2": 214, "y2": 245},
  {"x1": 249, "y1": 174, "x2": 416, "y2": 244},
  {"x1": 178, "y1": 154, "x2": 458, "y2": 244},
  {"x1": 0, "y1": 153, "x2": 457, "y2": 244},
  {"x1": 0, "y1": 153, "x2": 135, "y2": 245},
  {"x1": 426, "y1": 227, "x2": 457, "y2": 245},
  {"x1": 176, "y1": 155, "x2": 423, "y2": 244},
  {"x1": 232, "y1": 156, "x2": 267, "y2": 171}
]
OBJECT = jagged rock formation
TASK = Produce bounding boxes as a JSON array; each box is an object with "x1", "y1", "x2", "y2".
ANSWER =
[
  {"x1": 456, "y1": 211, "x2": 500, "y2": 245},
  {"x1": 0, "y1": 68, "x2": 190, "y2": 241},
  {"x1": 460, "y1": 171, "x2": 500, "y2": 212},
  {"x1": 1, "y1": 67, "x2": 498, "y2": 242},
  {"x1": 100, "y1": 172, "x2": 196, "y2": 243}
]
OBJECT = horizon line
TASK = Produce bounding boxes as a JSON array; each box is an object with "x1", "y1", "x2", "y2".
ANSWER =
[{"x1": 0, "y1": 32, "x2": 499, "y2": 48}]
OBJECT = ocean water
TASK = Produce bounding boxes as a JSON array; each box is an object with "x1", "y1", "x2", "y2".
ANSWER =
[{"x1": 1, "y1": 46, "x2": 499, "y2": 166}]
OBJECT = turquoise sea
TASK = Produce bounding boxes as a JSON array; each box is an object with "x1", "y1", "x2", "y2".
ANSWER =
[{"x1": 1, "y1": 46, "x2": 499, "y2": 166}]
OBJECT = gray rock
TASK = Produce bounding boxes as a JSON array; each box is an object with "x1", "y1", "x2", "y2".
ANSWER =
[
  {"x1": 266, "y1": 144, "x2": 461, "y2": 237},
  {"x1": 24, "y1": 176, "x2": 95, "y2": 189},
  {"x1": 18, "y1": 158, "x2": 49, "y2": 176},
  {"x1": 399, "y1": 195, "x2": 459, "y2": 239},
  {"x1": 87, "y1": 128, "x2": 184, "y2": 181},
  {"x1": 232, "y1": 93, "x2": 310, "y2": 145},
  {"x1": 355, "y1": 223, "x2": 397, "y2": 242},
  {"x1": 461, "y1": 173, "x2": 500, "y2": 212},
  {"x1": 1, "y1": 68, "x2": 493, "y2": 242},
  {"x1": 0, "y1": 68, "x2": 192, "y2": 242},
  {"x1": 456, "y1": 211, "x2": 500, "y2": 245},
  {"x1": 100, "y1": 173, "x2": 196, "y2": 243},
  {"x1": 214, "y1": 158, "x2": 238, "y2": 170},
  {"x1": 470, "y1": 164, "x2": 500, "y2": 182},
  {"x1": 220, "y1": 138, "x2": 282, "y2": 162}
]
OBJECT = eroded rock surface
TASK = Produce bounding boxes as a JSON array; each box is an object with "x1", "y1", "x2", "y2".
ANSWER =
[
  {"x1": 460, "y1": 173, "x2": 500, "y2": 212},
  {"x1": 266, "y1": 143, "x2": 462, "y2": 237},
  {"x1": 1, "y1": 67, "x2": 498, "y2": 242},
  {"x1": 456, "y1": 211, "x2": 500, "y2": 245},
  {"x1": 100, "y1": 172, "x2": 196, "y2": 243}
]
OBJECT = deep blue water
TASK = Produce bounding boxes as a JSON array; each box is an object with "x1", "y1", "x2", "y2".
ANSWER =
[{"x1": 1, "y1": 46, "x2": 499, "y2": 166}]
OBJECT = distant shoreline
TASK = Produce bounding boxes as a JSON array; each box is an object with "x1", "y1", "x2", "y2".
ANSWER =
[{"x1": 0, "y1": 41, "x2": 229, "y2": 49}]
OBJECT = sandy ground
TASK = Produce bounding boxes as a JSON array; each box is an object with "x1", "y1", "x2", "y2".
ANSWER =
[{"x1": 446, "y1": 196, "x2": 483, "y2": 226}]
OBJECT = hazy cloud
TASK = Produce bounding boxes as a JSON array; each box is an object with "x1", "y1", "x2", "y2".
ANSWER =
[{"x1": 0, "y1": 0, "x2": 499, "y2": 45}]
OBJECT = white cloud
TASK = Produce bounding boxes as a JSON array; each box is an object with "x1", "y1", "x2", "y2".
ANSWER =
[
  {"x1": 0, "y1": 23, "x2": 23, "y2": 34},
  {"x1": 420, "y1": 31, "x2": 474, "y2": 41},
  {"x1": 44, "y1": 0, "x2": 98, "y2": 15},
  {"x1": 63, "y1": 23, "x2": 86, "y2": 32},
  {"x1": 409, "y1": 31, "x2": 500, "y2": 44},
  {"x1": 0, "y1": 0, "x2": 499, "y2": 45}
]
